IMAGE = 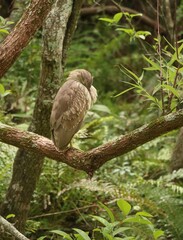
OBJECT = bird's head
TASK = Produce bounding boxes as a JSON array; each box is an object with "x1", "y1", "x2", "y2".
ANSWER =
[{"x1": 67, "y1": 69, "x2": 93, "y2": 89}]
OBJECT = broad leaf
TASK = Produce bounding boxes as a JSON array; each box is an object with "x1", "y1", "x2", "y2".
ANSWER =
[
  {"x1": 113, "y1": 13, "x2": 123, "y2": 23},
  {"x1": 117, "y1": 199, "x2": 131, "y2": 216}
]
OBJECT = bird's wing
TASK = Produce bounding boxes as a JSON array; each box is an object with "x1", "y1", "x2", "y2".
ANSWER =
[{"x1": 50, "y1": 80, "x2": 91, "y2": 149}]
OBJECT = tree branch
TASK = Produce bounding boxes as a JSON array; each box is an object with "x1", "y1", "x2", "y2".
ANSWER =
[
  {"x1": 0, "y1": 216, "x2": 29, "y2": 240},
  {"x1": 80, "y1": 5, "x2": 166, "y2": 33},
  {"x1": 1, "y1": 110, "x2": 183, "y2": 175},
  {"x1": 0, "y1": 0, "x2": 55, "y2": 78}
]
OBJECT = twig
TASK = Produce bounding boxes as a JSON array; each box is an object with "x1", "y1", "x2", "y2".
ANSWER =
[{"x1": 157, "y1": 0, "x2": 165, "y2": 114}]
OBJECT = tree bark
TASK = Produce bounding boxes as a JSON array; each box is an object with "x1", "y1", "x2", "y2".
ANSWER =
[
  {"x1": 0, "y1": 0, "x2": 83, "y2": 235},
  {"x1": 0, "y1": 109, "x2": 183, "y2": 175},
  {"x1": 0, "y1": 0, "x2": 55, "y2": 78},
  {"x1": 170, "y1": 127, "x2": 183, "y2": 171}
]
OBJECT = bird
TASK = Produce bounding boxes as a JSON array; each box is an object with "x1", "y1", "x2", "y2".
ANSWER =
[{"x1": 50, "y1": 69, "x2": 97, "y2": 150}]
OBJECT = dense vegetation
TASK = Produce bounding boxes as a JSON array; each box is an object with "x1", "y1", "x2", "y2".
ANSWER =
[{"x1": 0, "y1": 1, "x2": 183, "y2": 239}]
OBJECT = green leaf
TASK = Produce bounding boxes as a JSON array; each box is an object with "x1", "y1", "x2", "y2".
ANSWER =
[
  {"x1": 120, "y1": 65, "x2": 141, "y2": 83},
  {"x1": 129, "y1": 13, "x2": 143, "y2": 18},
  {"x1": 113, "y1": 227, "x2": 131, "y2": 236},
  {"x1": 37, "y1": 237, "x2": 47, "y2": 240},
  {"x1": 153, "y1": 229, "x2": 164, "y2": 239},
  {"x1": 50, "y1": 230, "x2": 73, "y2": 240},
  {"x1": 135, "y1": 31, "x2": 151, "y2": 40},
  {"x1": 1, "y1": 90, "x2": 11, "y2": 97},
  {"x1": 117, "y1": 199, "x2": 131, "y2": 216},
  {"x1": 143, "y1": 56, "x2": 160, "y2": 71},
  {"x1": 123, "y1": 216, "x2": 153, "y2": 225},
  {"x1": 91, "y1": 215, "x2": 110, "y2": 227},
  {"x1": 113, "y1": 13, "x2": 123, "y2": 23},
  {"x1": 116, "y1": 28, "x2": 134, "y2": 36},
  {"x1": 73, "y1": 228, "x2": 91, "y2": 240},
  {"x1": 0, "y1": 28, "x2": 9, "y2": 34},
  {"x1": 0, "y1": 84, "x2": 5, "y2": 94},
  {"x1": 6, "y1": 21, "x2": 14, "y2": 25},
  {"x1": 99, "y1": 17, "x2": 114, "y2": 23},
  {"x1": 161, "y1": 84, "x2": 180, "y2": 98},
  {"x1": 114, "y1": 87, "x2": 135, "y2": 97},
  {"x1": 136, "y1": 211, "x2": 153, "y2": 218},
  {"x1": 121, "y1": 238, "x2": 135, "y2": 240},
  {"x1": 98, "y1": 202, "x2": 115, "y2": 222},
  {"x1": 168, "y1": 43, "x2": 183, "y2": 66},
  {"x1": 92, "y1": 104, "x2": 111, "y2": 114},
  {"x1": 6, "y1": 214, "x2": 15, "y2": 219}
]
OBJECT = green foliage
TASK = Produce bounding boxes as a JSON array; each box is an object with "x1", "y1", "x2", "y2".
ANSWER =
[
  {"x1": 1, "y1": 3, "x2": 183, "y2": 240},
  {"x1": 99, "y1": 12, "x2": 151, "y2": 41},
  {"x1": 0, "y1": 16, "x2": 14, "y2": 40},
  {"x1": 116, "y1": 38, "x2": 183, "y2": 115},
  {"x1": 40, "y1": 199, "x2": 164, "y2": 240},
  {"x1": 66, "y1": 20, "x2": 145, "y2": 96}
]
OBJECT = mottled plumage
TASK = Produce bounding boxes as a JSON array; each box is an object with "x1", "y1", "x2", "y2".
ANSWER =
[{"x1": 50, "y1": 69, "x2": 97, "y2": 150}]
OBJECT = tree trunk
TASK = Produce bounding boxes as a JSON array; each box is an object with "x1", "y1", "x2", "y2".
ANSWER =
[
  {"x1": 170, "y1": 127, "x2": 183, "y2": 171},
  {"x1": 0, "y1": 0, "x2": 83, "y2": 235}
]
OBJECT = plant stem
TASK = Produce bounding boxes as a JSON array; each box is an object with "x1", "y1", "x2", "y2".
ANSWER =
[{"x1": 157, "y1": 0, "x2": 165, "y2": 115}]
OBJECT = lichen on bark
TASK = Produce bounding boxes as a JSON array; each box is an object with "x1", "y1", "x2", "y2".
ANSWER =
[{"x1": 0, "y1": 0, "x2": 83, "y2": 235}]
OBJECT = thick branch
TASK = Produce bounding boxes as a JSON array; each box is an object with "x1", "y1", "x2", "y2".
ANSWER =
[
  {"x1": 81, "y1": 5, "x2": 166, "y2": 33},
  {"x1": 0, "y1": 216, "x2": 29, "y2": 240},
  {"x1": 1, "y1": 110, "x2": 183, "y2": 175},
  {"x1": 0, "y1": 0, "x2": 55, "y2": 78}
]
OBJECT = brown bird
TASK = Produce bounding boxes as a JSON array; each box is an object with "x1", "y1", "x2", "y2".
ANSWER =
[{"x1": 50, "y1": 69, "x2": 97, "y2": 150}]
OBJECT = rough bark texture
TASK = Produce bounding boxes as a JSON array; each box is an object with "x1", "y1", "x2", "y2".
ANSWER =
[
  {"x1": 1, "y1": 109, "x2": 183, "y2": 175},
  {"x1": 170, "y1": 127, "x2": 183, "y2": 171},
  {"x1": 0, "y1": 0, "x2": 83, "y2": 235},
  {"x1": 0, "y1": 0, "x2": 55, "y2": 78}
]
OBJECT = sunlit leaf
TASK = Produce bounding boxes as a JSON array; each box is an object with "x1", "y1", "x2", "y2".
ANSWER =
[
  {"x1": 37, "y1": 236, "x2": 47, "y2": 240},
  {"x1": 153, "y1": 229, "x2": 164, "y2": 239},
  {"x1": 92, "y1": 104, "x2": 111, "y2": 114},
  {"x1": 0, "y1": 29, "x2": 9, "y2": 34},
  {"x1": 161, "y1": 84, "x2": 180, "y2": 98},
  {"x1": 117, "y1": 199, "x2": 131, "y2": 216},
  {"x1": 116, "y1": 28, "x2": 134, "y2": 36},
  {"x1": 99, "y1": 17, "x2": 114, "y2": 23},
  {"x1": 167, "y1": 43, "x2": 183, "y2": 66},
  {"x1": 113, "y1": 13, "x2": 123, "y2": 23},
  {"x1": 143, "y1": 56, "x2": 160, "y2": 71},
  {"x1": 114, "y1": 87, "x2": 135, "y2": 97},
  {"x1": 136, "y1": 211, "x2": 153, "y2": 218},
  {"x1": 91, "y1": 215, "x2": 110, "y2": 227},
  {"x1": 123, "y1": 216, "x2": 153, "y2": 225},
  {"x1": 73, "y1": 228, "x2": 91, "y2": 240},
  {"x1": 0, "y1": 84, "x2": 5, "y2": 94},
  {"x1": 6, "y1": 214, "x2": 15, "y2": 219},
  {"x1": 129, "y1": 13, "x2": 142, "y2": 18},
  {"x1": 120, "y1": 65, "x2": 141, "y2": 82}
]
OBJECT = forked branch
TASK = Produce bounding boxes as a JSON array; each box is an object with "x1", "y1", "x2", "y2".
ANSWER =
[{"x1": 0, "y1": 110, "x2": 183, "y2": 175}]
